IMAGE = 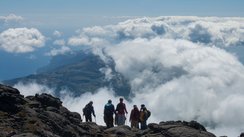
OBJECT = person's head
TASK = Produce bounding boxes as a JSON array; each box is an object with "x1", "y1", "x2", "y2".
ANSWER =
[
  {"x1": 119, "y1": 98, "x2": 123, "y2": 103},
  {"x1": 133, "y1": 105, "x2": 137, "y2": 109},
  {"x1": 108, "y1": 99, "x2": 112, "y2": 104},
  {"x1": 141, "y1": 104, "x2": 145, "y2": 108},
  {"x1": 89, "y1": 101, "x2": 93, "y2": 105}
]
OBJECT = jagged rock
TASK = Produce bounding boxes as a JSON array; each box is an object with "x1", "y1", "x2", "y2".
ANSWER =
[
  {"x1": 0, "y1": 84, "x2": 216, "y2": 137},
  {"x1": 35, "y1": 93, "x2": 62, "y2": 108},
  {"x1": 105, "y1": 125, "x2": 135, "y2": 137},
  {"x1": 0, "y1": 84, "x2": 26, "y2": 114}
]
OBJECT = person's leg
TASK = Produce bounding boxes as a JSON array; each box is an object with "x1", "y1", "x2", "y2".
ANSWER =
[
  {"x1": 87, "y1": 115, "x2": 92, "y2": 122},
  {"x1": 141, "y1": 121, "x2": 147, "y2": 130},
  {"x1": 104, "y1": 116, "x2": 108, "y2": 127},
  {"x1": 135, "y1": 121, "x2": 139, "y2": 128},
  {"x1": 117, "y1": 115, "x2": 123, "y2": 125},
  {"x1": 108, "y1": 116, "x2": 113, "y2": 128},
  {"x1": 131, "y1": 120, "x2": 133, "y2": 128},
  {"x1": 140, "y1": 121, "x2": 145, "y2": 130}
]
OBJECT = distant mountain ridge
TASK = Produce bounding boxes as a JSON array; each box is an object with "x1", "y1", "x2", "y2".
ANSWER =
[{"x1": 3, "y1": 50, "x2": 131, "y2": 97}]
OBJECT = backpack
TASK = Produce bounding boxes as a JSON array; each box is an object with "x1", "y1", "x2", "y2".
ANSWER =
[
  {"x1": 104, "y1": 104, "x2": 114, "y2": 116},
  {"x1": 146, "y1": 110, "x2": 151, "y2": 119},
  {"x1": 83, "y1": 105, "x2": 89, "y2": 115}
]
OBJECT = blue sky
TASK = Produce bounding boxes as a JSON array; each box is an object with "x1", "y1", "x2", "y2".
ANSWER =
[
  {"x1": 0, "y1": 0, "x2": 244, "y2": 80},
  {"x1": 1, "y1": 0, "x2": 244, "y2": 17}
]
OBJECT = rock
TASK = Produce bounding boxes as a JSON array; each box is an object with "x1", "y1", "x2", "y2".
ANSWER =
[
  {"x1": 12, "y1": 133, "x2": 39, "y2": 137},
  {"x1": 35, "y1": 93, "x2": 62, "y2": 108},
  {"x1": 0, "y1": 84, "x2": 26, "y2": 114},
  {"x1": 0, "y1": 84, "x2": 217, "y2": 137},
  {"x1": 105, "y1": 125, "x2": 135, "y2": 137},
  {"x1": 159, "y1": 121, "x2": 216, "y2": 137}
]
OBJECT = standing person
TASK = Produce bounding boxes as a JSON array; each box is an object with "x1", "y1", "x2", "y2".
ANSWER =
[
  {"x1": 83, "y1": 101, "x2": 96, "y2": 122},
  {"x1": 139, "y1": 104, "x2": 151, "y2": 130},
  {"x1": 115, "y1": 98, "x2": 128, "y2": 126},
  {"x1": 129, "y1": 105, "x2": 140, "y2": 128},
  {"x1": 104, "y1": 99, "x2": 115, "y2": 128}
]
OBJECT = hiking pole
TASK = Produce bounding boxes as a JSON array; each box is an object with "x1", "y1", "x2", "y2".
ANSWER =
[
  {"x1": 94, "y1": 115, "x2": 97, "y2": 123},
  {"x1": 125, "y1": 114, "x2": 127, "y2": 125}
]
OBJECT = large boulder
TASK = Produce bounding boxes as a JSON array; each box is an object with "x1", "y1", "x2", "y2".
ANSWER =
[
  {"x1": 0, "y1": 84, "x2": 26, "y2": 114},
  {"x1": 35, "y1": 93, "x2": 62, "y2": 108}
]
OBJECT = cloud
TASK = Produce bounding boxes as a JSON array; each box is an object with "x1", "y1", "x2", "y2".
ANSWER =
[
  {"x1": 68, "y1": 35, "x2": 108, "y2": 47},
  {"x1": 0, "y1": 28, "x2": 45, "y2": 53},
  {"x1": 14, "y1": 82, "x2": 54, "y2": 96},
  {"x1": 53, "y1": 39, "x2": 66, "y2": 46},
  {"x1": 53, "y1": 30, "x2": 63, "y2": 37},
  {"x1": 68, "y1": 16, "x2": 244, "y2": 47},
  {"x1": 0, "y1": 14, "x2": 24, "y2": 24},
  {"x1": 46, "y1": 46, "x2": 71, "y2": 56},
  {"x1": 98, "y1": 38, "x2": 244, "y2": 137}
]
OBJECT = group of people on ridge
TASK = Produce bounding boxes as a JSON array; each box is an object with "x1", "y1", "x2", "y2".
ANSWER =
[{"x1": 82, "y1": 98, "x2": 151, "y2": 130}]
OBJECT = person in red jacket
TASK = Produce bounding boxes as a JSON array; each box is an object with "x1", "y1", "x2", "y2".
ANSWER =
[
  {"x1": 115, "y1": 98, "x2": 128, "y2": 125},
  {"x1": 129, "y1": 105, "x2": 140, "y2": 128}
]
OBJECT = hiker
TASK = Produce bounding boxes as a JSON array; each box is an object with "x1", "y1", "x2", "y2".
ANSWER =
[
  {"x1": 83, "y1": 101, "x2": 96, "y2": 122},
  {"x1": 115, "y1": 98, "x2": 128, "y2": 126},
  {"x1": 129, "y1": 105, "x2": 140, "y2": 128},
  {"x1": 139, "y1": 104, "x2": 150, "y2": 130},
  {"x1": 104, "y1": 99, "x2": 115, "y2": 128}
]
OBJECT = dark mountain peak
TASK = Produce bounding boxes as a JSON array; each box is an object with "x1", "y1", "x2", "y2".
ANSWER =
[{"x1": 4, "y1": 50, "x2": 131, "y2": 97}]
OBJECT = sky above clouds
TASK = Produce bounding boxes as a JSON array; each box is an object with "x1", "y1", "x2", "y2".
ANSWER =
[{"x1": 1, "y1": 0, "x2": 244, "y2": 136}]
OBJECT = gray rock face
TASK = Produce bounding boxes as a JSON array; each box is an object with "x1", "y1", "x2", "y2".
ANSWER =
[{"x1": 0, "y1": 84, "x2": 217, "y2": 137}]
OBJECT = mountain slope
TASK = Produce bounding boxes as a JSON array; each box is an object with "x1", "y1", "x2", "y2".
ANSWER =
[{"x1": 3, "y1": 50, "x2": 131, "y2": 97}]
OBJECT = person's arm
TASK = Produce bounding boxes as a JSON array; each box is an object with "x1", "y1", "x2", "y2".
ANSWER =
[
  {"x1": 112, "y1": 105, "x2": 116, "y2": 114},
  {"x1": 92, "y1": 106, "x2": 96, "y2": 117},
  {"x1": 124, "y1": 104, "x2": 128, "y2": 114}
]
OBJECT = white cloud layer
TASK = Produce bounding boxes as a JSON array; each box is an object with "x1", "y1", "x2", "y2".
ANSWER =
[
  {"x1": 53, "y1": 30, "x2": 63, "y2": 37},
  {"x1": 0, "y1": 28, "x2": 45, "y2": 53},
  {"x1": 0, "y1": 14, "x2": 24, "y2": 24},
  {"x1": 53, "y1": 39, "x2": 66, "y2": 46},
  {"x1": 14, "y1": 82, "x2": 54, "y2": 96},
  {"x1": 68, "y1": 16, "x2": 244, "y2": 47},
  {"x1": 46, "y1": 46, "x2": 71, "y2": 56}
]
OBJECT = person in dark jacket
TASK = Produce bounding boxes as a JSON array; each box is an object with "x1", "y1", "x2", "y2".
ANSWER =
[
  {"x1": 139, "y1": 104, "x2": 149, "y2": 130},
  {"x1": 104, "y1": 99, "x2": 115, "y2": 128},
  {"x1": 83, "y1": 101, "x2": 96, "y2": 122},
  {"x1": 129, "y1": 105, "x2": 140, "y2": 128},
  {"x1": 115, "y1": 98, "x2": 128, "y2": 125}
]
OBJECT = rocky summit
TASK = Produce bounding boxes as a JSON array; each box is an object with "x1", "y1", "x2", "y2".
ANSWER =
[{"x1": 0, "y1": 84, "x2": 216, "y2": 137}]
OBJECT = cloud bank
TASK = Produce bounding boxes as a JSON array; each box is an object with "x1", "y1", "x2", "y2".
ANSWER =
[
  {"x1": 68, "y1": 16, "x2": 244, "y2": 47},
  {"x1": 0, "y1": 28, "x2": 45, "y2": 53}
]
